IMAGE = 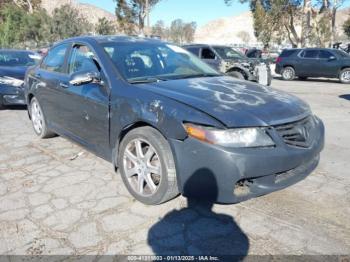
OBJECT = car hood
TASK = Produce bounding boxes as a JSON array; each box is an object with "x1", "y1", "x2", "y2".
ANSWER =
[
  {"x1": 0, "y1": 66, "x2": 27, "y2": 80},
  {"x1": 141, "y1": 76, "x2": 311, "y2": 127}
]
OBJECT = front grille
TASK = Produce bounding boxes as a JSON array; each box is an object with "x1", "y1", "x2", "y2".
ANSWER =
[{"x1": 274, "y1": 116, "x2": 315, "y2": 148}]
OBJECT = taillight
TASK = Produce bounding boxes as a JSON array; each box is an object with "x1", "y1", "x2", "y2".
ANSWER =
[{"x1": 276, "y1": 57, "x2": 282, "y2": 63}]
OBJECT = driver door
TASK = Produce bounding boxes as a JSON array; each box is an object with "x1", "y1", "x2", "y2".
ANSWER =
[{"x1": 65, "y1": 44, "x2": 110, "y2": 156}]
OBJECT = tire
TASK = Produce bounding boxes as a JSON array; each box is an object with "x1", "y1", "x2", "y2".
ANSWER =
[
  {"x1": 30, "y1": 97, "x2": 55, "y2": 139},
  {"x1": 228, "y1": 71, "x2": 245, "y2": 80},
  {"x1": 339, "y1": 68, "x2": 350, "y2": 84},
  {"x1": 118, "y1": 126, "x2": 179, "y2": 205},
  {"x1": 298, "y1": 76, "x2": 308, "y2": 81},
  {"x1": 0, "y1": 98, "x2": 4, "y2": 110},
  {"x1": 281, "y1": 66, "x2": 295, "y2": 81}
]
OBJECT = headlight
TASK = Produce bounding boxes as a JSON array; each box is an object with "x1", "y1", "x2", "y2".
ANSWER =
[
  {"x1": 0, "y1": 76, "x2": 24, "y2": 87},
  {"x1": 184, "y1": 123, "x2": 275, "y2": 148}
]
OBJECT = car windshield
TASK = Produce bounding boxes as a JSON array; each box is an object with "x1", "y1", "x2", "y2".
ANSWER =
[
  {"x1": 213, "y1": 47, "x2": 245, "y2": 59},
  {"x1": 0, "y1": 51, "x2": 41, "y2": 67},
  {"x1": 102, "y1": 42, "x2": 221, "y2": 83}
]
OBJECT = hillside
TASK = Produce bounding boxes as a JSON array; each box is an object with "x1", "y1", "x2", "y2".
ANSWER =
[
  {"x1": 195, "y1": 8, "x2": 350, "y2": 45},
  {"x1": 41, "y1": 0, "x2": 117, "y2": 25}
]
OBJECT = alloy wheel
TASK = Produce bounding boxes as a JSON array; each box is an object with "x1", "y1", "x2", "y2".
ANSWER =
[
  {"x1": 123, "y1": 139, "x2": 162, "y2": 196},
  {"x1": 31, "y1": 100, "x2": 43, "y2": 134},
  {"x1": 340, "y1": 70, "x2": 350, "y2": 83},
  {"x1": 283, "y1": 68, "x2": 293, "y2": 80}
]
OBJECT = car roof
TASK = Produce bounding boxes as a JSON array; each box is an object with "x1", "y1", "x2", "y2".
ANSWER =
[
  {"x1": 183, "y1": 44, "x2": 210, "y2": 48},
  {"x1": 58, "y1": 35, "x2": 166, "y2": 46}
]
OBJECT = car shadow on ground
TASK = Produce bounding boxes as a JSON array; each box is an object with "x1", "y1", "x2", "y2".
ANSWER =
[
  {"x1": 273, "y1": 76, "x2": 341, "y2": 84},
  {"x1": 147, "y1": 169, "x2": 249, "y2": 258},
  {"x1": 339, "y1": 95, "x2": 350, "y2": 101},
  {"x1": 0, "y1": 105, "x2": 27, "y2": 111}
]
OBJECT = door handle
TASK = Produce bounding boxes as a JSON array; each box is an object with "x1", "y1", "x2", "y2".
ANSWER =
[{"x1": 59, "y1": 82, "x2": 69, "y2": 88}]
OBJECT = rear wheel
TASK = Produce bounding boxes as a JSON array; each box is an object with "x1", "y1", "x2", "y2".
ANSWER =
[
  {"x1": 281, "y1": 66, "x2": 295, "y2": 81},
  {"x1": 118, "y1": 127, "x2": 179, "y2": 205},
  {"x1": 339, "y1": 68, "x2": 350, "y2": 84},
  {"x1": 228, "y1": 71, "x2": 245, "y2": 80},
  {"x1": 30, "y1": 97, "x2": 55, "y2": 138}
]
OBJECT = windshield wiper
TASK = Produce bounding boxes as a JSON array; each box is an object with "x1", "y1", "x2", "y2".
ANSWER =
[
  {"x1": 128, "y1": 77, "x2": 169, "y2": 84},
  {"x1": 175, "y1": 73, "x2": 222, "y2": 80}
]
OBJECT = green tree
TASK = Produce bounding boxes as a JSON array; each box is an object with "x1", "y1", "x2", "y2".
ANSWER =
[
  {"x1": 152, "y1": 19, "x2": 167, "y2": 38},
  {"x1": 0, "y1": 4, "x2": 26, "y2": 48},
  {"x1": 168, "y1": 19, "x2": 196, "y2": 44},
  {"x1": 343, "y1": 16, "x2": 350, "y2": 38},
  {"x1": 49, "y1": 4, "x2": 92, "y2": 42},
  {"x1": 96, "y1": 17, "x2": 116, "y2": 35},
  {"x1": 114, "y1": 0, "x2": 162, "y2": 34}
]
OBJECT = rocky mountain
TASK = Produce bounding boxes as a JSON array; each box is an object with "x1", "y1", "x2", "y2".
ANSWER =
[
  {"x1": 41, "y1": 0, "x2": 117, "y2": 25},
  {"x1": 195, "y1": 8, "x2": 350, "y2": 45}
]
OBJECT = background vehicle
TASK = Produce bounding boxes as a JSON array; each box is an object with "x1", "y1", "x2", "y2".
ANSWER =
[
  {"x1": 275, "y1": 48, "x2": 350, "y2": 83},
  {"x1": 25, "y1": 36, "x2": 324, "y2": 205},
  {"x1": 183, "y1": 44, "x2": 272, "y2": 86},
  {"x1": 0, "y1": 49, "x2": 41, "y2": 109}
]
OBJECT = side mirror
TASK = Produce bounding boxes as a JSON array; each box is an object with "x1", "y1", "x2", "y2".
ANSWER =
[
  {"x1": 328, "y1": 56, "x2": 336, "y2": 61},
  {"x1": 69, "y1": 71, "x2": 101, "y2": 86}
]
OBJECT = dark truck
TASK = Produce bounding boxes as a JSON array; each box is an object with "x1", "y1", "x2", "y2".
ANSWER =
[{"x1": 183, "y1": 44, "x2": 272, "y2": 86}]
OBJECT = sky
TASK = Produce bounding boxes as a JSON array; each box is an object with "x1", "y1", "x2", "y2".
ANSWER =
[{"x1": 79, "y1": 0, "x2": 250, "y2": 26}]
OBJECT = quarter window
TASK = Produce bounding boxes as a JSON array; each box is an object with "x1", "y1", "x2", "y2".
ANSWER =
[
  {"x1": 68, "y1": 45, "x2": 99, "y2": 74},
  {"x1": 41, "y1": 44, "x2": 69, "y2": 73}
]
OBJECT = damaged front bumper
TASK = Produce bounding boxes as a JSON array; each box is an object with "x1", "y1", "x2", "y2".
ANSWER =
[
  {"x1": 169, "y1": 117, "x2": 325, "y2": 203},
  {"x1": 0, "y1": 85, "x2": 26, "y2": 106}
]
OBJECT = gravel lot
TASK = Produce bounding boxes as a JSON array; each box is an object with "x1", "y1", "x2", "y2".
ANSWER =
[{"x1": 0, "y1": 78, "x2": 349, "y2": 256}]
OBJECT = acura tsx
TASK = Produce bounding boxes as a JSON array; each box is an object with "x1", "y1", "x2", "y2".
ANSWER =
[{"x1": 24, "y1": 36, "x2": 324, "y2": 205}]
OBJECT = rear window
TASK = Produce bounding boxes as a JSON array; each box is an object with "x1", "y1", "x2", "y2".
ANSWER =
[{"x1": 280, "y1": 50, "x2": 297, "y2": 58}]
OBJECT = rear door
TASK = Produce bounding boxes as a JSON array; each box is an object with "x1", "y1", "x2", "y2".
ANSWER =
[
  {"x1": 34, "y1": 43, "x2": 71, "y2": 129},
  {"x1": 296, "y1": 49, "x2": 319, "y2": 77},
  {"x1": 317, "y1": 50, "x2": 339, "y2": 77}
]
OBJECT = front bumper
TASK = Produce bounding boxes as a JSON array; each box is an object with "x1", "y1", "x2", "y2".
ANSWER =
[
  {"x1": 0, "y1": 85, "x2": 26, "y2": 106},
  {"x1": 169, "y1": 119, "x2": 325, "y2": 203}
]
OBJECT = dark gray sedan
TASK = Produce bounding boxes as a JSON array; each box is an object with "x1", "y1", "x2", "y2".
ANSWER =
[
  {"x1": 0, "y1": 49, "x2": 41, "y2": 109},
  {"x1": 25, "y1": 36, "x2": 324, "y2": 205}
]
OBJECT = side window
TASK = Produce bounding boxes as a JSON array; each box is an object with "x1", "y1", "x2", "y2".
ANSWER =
[
  {"x1": 302, "y1": 50, "x2": 319, "y2": 59},
  {"x1": 318, "y1": 50, "x2": 333, "y2": 59},
  {"x1": 68, "y1": 45, "x2": 99, "y2": 74},
  {"x1": 201, "y1": 48, "x2": 216, "y2": 59},
  {"x1": 41, "y1": 44, "x2": 69, "y2": 73},
  {"x1": 186, "y1": 47, "x2": 200, "y2": 57}
]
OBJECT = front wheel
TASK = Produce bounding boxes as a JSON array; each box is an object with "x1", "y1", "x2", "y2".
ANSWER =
[
  {"x1": 339, "y1": 68, "x2": 350, "y2": 84},
  {"x1": 30, "y1": 97, "x2": 55, "y2": 138},
  {"x1": 118, "y1": 127, "x2": 179, "y2": 205},
  {"x1": 281, "y1": 66, "x2": 295, "y2": 81}
]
